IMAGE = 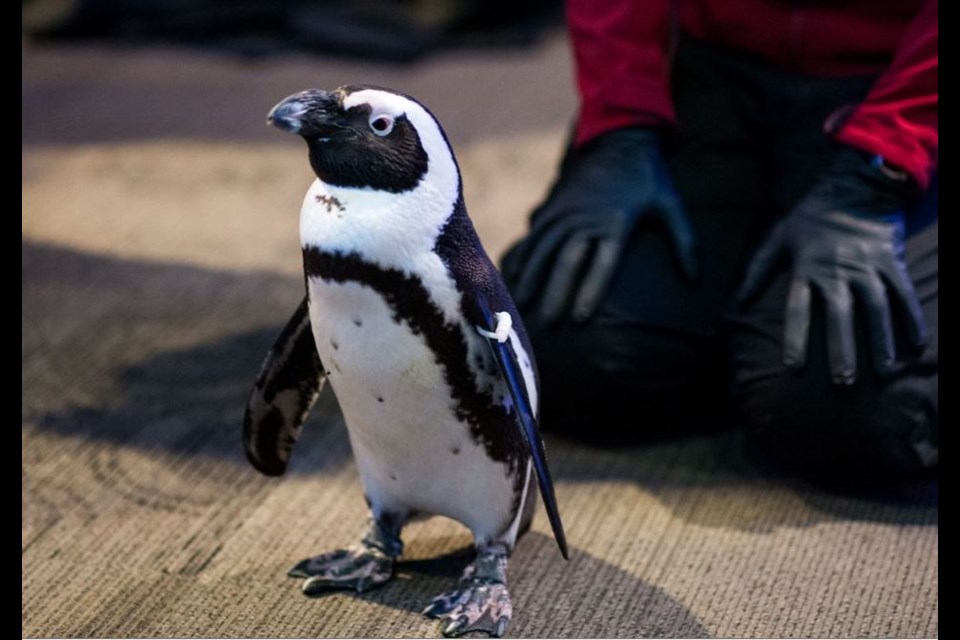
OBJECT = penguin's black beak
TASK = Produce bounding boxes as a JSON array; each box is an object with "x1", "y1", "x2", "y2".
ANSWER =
[{"x1": 267, "y1": 89, "x2": 342, "y2": 138}]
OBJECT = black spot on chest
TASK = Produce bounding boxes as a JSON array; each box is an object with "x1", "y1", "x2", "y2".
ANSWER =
[
  {"x1": 315, "y1": 194, "x2": 345, "y2": 213},
  {"x1": 303, "y1": 247, "x2": 525, "y2": 473}
]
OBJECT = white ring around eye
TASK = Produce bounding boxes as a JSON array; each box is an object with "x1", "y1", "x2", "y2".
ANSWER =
[{"x1": 369, "y1": 114, "x2": 395, "y2": 136}]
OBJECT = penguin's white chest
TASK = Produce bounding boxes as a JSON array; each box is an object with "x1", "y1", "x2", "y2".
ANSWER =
[{"x1": 306, "y1": 276, "x2": 519, "y2": 537}]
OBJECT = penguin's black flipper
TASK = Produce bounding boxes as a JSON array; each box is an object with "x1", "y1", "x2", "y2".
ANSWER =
[
  {"x1": 477, "y1": 300, "x2": 569, "y2": 560},
  {"x1": 243, "y1": 297, "x2": 326, "y2": 476}
]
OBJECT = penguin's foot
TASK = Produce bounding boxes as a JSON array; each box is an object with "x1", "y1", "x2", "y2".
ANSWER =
[
  {"x1": 288, "y1": 543, "x2": 395, "y2": 595},
  {"x1": 289, "y1": 516, "x2": 403, "y2": 595},
  {"x1": 423, "y1": 549, "x2": 511, "y2": 638}
]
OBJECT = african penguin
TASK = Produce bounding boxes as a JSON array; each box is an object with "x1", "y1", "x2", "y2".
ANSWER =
[{"x1": 243, "y1": 85, "x2": 567, "y2": 638}]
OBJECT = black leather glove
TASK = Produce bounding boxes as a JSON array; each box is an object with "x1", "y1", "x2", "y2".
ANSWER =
[
  {"x1": 738, "y1": 147, "x2": 927, "y2": 384},
  {"x1": 502, "y1": 127, "x2": 697, "y2": 324}
]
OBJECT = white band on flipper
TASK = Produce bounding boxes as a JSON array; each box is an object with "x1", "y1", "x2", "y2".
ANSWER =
[{"x1": 476, "y1": 311, "x2": 512, "y2": 343}]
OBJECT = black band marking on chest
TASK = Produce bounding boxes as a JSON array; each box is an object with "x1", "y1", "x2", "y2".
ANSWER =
[{"x1": 303, "y1": 247, "x2": 525, "y2": 473}]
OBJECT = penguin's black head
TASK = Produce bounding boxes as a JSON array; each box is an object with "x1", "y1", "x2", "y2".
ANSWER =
[{"x1": 268, "y1": 85, "x2": 446, "y2": 194}]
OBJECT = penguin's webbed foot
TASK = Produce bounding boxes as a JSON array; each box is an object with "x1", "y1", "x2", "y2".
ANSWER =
[
  {"x1": 423, "y1": 548, "x2": 512, "y2": 638},
  {"x1": 288, "y1": 543, "x2": 395, "y2": 595}
]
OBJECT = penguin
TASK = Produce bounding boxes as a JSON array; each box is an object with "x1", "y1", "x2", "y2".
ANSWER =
[{"x1": 243, "y1": 85, "x2": 567, "y2": 638}]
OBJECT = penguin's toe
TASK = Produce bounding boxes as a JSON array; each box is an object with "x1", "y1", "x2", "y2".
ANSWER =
[
  {"x1": 288, "y1": 544, "x2": 395, "y2": 594},
  {"x1": 424, "y1": 580, "x2": 512, "y2": 638}
]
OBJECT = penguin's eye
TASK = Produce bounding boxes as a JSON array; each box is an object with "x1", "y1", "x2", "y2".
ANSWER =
[{"x1": 369, "y1": 115, "x2": 394, "y2": 136}]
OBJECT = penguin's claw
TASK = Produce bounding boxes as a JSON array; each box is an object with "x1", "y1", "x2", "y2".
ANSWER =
[
  {"x1": 424, "y1": 579, "x2": 512, "y2": 637},
  {"x1": 424, "y1": 550, "x2": 512, "y2": 638},
  {"x1": 288, "y1": 544, "x2": 395, "y2": 595}
]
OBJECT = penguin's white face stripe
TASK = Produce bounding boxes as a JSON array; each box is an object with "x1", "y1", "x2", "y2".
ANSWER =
[
  {"x1": 340, "y1": 88, "x2": 460, "y2": 211},
  {"x1": 301, "y1": 89, "x2": 464, "y2": 325}
]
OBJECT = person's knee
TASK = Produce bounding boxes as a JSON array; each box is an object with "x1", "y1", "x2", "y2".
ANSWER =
[
  {"x1": 525, "y1": 318, "x2": 728, "y2": 443},
  {"x1": 736, "y1": 364, "x2": 938, "y2": 483},
  {"x1": 730, "y1": 263, "x2": 938, "y2": 484}
]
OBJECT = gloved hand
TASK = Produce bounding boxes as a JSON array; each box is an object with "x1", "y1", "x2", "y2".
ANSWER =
[
  {"x1": 738, "y1": 146, "x2": 927, "y2": 384},
  {"x1": 501, "y1": 127, "x2": 697, "y2": 324}
]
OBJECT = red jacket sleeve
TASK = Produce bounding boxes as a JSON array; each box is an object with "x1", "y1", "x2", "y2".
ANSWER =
[
  {"x1": 833, "y1": 0, "x2": 938, "y2": 189},
  {"x1": 567, "y1": 0, "x2": 675, "y2": 147}
]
